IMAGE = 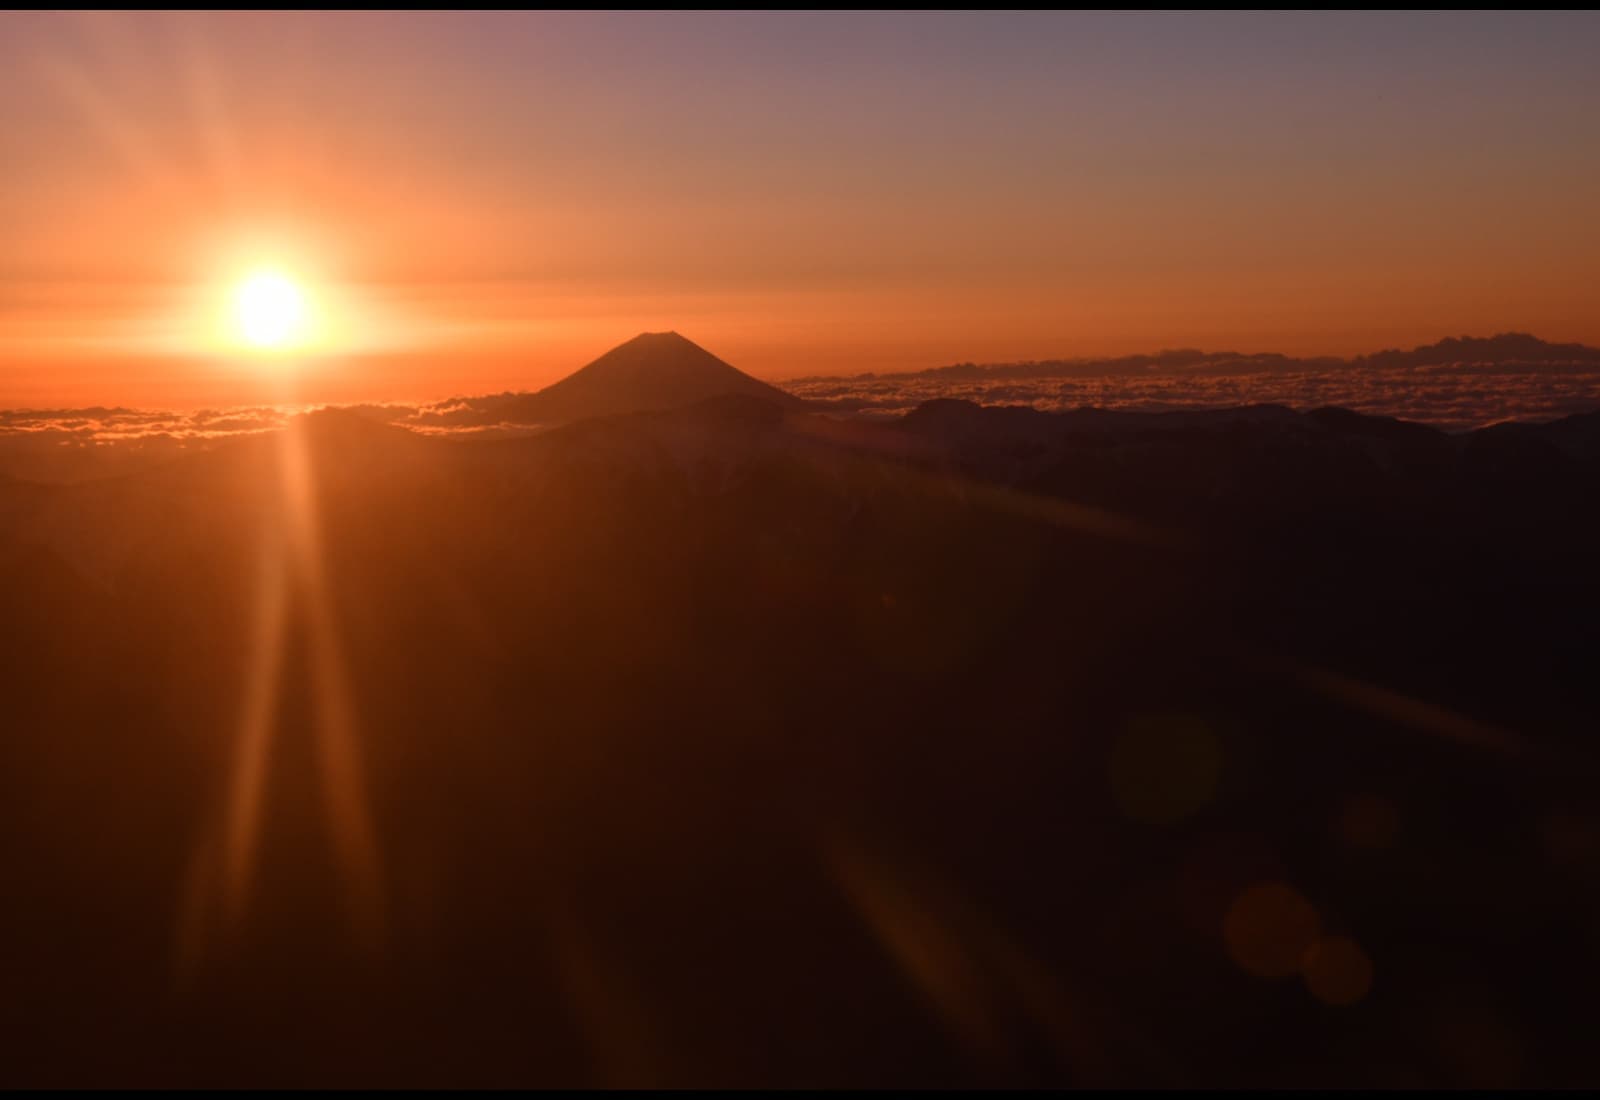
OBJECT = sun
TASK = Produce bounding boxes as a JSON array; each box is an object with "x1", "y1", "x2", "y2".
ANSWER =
[{"x1": 234, "y1": 271, "x2": 308, "y2": 349}]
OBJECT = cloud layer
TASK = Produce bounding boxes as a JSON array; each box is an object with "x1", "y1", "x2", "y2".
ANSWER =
[
  {"x1": 3, "y1": 356, "x2": 1598, "y2": 481},
  {"x1": 788, "y1": 363, "x2": 1600, "y2": 432}
]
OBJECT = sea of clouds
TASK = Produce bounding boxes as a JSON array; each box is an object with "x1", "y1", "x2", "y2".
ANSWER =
[
  {"x1": 2, "y1": 358, "x2": 1597, "y2": 482},
  {"x1": 785, "y1": 362, "x2": 1600, "y2": 432}
]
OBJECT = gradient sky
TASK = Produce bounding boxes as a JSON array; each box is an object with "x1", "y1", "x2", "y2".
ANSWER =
[{"x1": 3, "y1": 11, "x2": 1599, "y2": 408}]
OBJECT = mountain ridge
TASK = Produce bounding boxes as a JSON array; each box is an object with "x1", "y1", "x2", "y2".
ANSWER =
[{"x1": 788, "y1": 331, "x2": 1600, "y2": 384}]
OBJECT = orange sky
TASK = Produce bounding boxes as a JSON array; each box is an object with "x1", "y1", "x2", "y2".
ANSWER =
[{"x1": 4, "y1": 11, "x2": 1599, "y2": 408}]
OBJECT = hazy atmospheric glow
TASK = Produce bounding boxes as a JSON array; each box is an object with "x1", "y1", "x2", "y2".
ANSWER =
[{"x1": 3, "y1": 11, "x2": 1599, "y2": 407}]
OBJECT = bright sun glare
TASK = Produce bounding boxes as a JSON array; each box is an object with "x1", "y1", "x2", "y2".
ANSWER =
[{"x1": 234, "y1": 272, "x2": 308, "y2": 349}]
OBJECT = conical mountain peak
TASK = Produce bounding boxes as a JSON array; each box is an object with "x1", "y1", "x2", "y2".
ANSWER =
[{"x1": 497, "y1": 332, "x2": 803, "y2": 426}]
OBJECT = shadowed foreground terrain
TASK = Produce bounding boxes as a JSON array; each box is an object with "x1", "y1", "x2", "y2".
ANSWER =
[{"x1": 2, "y1": 386, "x2": 1599, "y2": 1086}]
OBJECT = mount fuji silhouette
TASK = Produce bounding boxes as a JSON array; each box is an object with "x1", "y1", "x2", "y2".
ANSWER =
[{"x1": 495, "y1": 331, "x2": 803, "y2": 426}]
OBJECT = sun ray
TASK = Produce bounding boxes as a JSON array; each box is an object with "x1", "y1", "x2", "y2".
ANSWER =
[
  {"x1": 220, "y1": 530, "x2": 292, "y2": 922},
  {"x1": 275, "y1": 422, "x2": 386, "y2": 947}
]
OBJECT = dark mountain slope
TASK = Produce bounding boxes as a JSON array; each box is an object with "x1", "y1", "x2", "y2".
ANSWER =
[{"x1": 1, "y1": 399, "x2": 1598, "y2": 1086}]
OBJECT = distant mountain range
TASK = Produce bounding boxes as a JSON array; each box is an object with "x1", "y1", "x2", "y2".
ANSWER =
[
  {"x1": 790, "y1": 332, "x2": 1600, "y2": 384},
  {"x1": 438, "y1": 331, "x2": 1600, "y2": 422},
  {"x1": 2, "y1": 331, "x2": 1599, "y2": 487},
  {"x1": 1350, "y1": 332, "x2": 1600, "y2": 370},
  {"x1": 385, "y1": 329, "x2": 1600, "y2": 438}
]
